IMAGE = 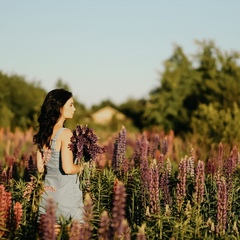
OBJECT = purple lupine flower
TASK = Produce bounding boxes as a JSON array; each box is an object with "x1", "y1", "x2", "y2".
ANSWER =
[
  {"x1": 206, "y1": 158, "x2": 217, "y2": 177},
  {"x1": 140, "y1": 144, "x2": 150, "y2": 209},
  {"x1": 42, "y1": 197, "x2": 56, "y2": 240},
  {"x1": 149, "y1": 159, "x2": 160, "y2": 215},
  {"x1": 112, "y1": 138, "x2": 119, "y2": 170},
  {"x1": 69, "y1": 124, "x2": 105, "y2": 163},
  {"x1": 176, "y1": 158, "x2": 187, "y2": 212},
  {"x1": 132, "y1": 136, "x2": 142, "y2": 167},
  {"x1": 150, "y1": 134, "x2": 160, "y2": 159},
  {"x1": 140, "y1": 134, "x2": 149, "y2": 161},
  {"x1": 216, "y1": 177, "x2": 227, "y2": 236},
  {"x1": 112, "y1": 126, "x2": 127, "y2": 174},
  {"x1": 133, "y1": 134, "x2": 149, "y2": 167},
  {"x1": 156, "y1": 153, "x2": 165, "y2": 172},
  {"x1": 111, "y1": 181, "x2": 127, "y2": 239},
  {"x1": 161, "y1": 159, "x2": 172, "y2": 206},
  {"x1": 224, "y1": 146, "x2": 238, "y2": 194},
  {"x1": 160, "y1": 168, "x2": 172, "y2": 206},
  {"x1": 161, "y1": 138, "x2": 168, "y2": 156},
  {"x1": 194, "y1": 160, "x2": 205, "y2": 205}
]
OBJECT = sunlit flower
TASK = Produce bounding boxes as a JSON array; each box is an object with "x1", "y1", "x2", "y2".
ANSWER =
[
  {"x1": 14, "y1": 201, "x2": 23, "y2": 229},
  {"x1": 98, "y1": 210, "x2": 111, "y2": 240},
  {"x1": 69, "y1": 124, "x2": 105, "y2": 163}
]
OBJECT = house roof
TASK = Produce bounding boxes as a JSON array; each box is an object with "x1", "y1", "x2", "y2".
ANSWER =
[{"x1": 92, "y1": 106, "x2": 126, "y2": 124}]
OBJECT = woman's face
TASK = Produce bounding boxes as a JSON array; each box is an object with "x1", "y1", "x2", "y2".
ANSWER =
[{"x1": 60, "y1": 97, "x2": 76, "y2": 119}]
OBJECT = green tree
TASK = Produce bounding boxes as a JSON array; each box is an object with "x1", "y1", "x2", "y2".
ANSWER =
[
  {"x1": 144, "y1": 45, "x2": 194, "y2": 134},
  {"x1": 55, "y1": 78, "x2": 71, "y2": 92},
  {"x1": 0, "y1": 71, "x2": 46, "y2": 130},
  {"x1": 144, "y1": 40, "x2": 240, "y2": 142},
  {"x1": 191, "y1": 102, "x2": 240, "y2": 147},
  {"x1": 119, "y1": 97, "x2": 147, "y2": 130}
]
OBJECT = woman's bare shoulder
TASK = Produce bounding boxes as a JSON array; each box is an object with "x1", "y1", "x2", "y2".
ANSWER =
[{"x1": 61, "y1": 128, "x2": 73, "y2": 137}]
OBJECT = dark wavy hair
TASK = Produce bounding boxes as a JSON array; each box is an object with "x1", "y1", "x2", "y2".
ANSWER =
[{"x1": 33, "y1": 88, "x2": 72, "y2": 150}]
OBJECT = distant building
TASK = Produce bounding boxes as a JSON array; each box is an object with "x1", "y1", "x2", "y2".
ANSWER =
[{"x1": 92, "y1": 106, "x2": 126, "y2": 124}]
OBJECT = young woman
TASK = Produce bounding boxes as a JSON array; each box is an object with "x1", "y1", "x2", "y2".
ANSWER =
[{"x1": 33, "y1": 88, "x2": 84, "y2": 223}]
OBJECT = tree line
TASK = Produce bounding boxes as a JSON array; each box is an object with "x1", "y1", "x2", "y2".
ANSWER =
[{"x1": 1, "y1": 40, "x2": 240, "y2": 148}]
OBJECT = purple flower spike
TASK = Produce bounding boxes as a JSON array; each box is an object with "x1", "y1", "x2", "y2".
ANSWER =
[
  {"x1": 112, "y1": 126, "x2": 127, "y2": 174},
  {"x1": 69, "y1": 124, "x2": 105, "y2": 163}
]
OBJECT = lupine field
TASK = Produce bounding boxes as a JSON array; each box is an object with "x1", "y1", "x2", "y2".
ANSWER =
[{"x1": 1, "y1": 126, "x2": 240, "y2": 240}]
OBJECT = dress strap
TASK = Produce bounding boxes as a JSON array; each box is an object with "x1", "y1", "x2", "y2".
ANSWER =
[{"x1": 51, "y1": 128, "x2": 66, "y2": 149}]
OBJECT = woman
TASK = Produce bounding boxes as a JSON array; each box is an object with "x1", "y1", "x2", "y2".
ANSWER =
[{"x1": 33, "y1": 88, "x2": 84, "y2": 223}]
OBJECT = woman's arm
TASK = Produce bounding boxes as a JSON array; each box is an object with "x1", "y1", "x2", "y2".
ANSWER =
[
  {"x1": 61, "y1": 128, "x2": 83, "y2": 174},
  {"x1": 37, "y1": 150, "x2": 44, "y2": 173}
]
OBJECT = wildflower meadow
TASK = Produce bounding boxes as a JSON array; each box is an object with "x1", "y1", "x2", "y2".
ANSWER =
[{"x1": 0, "y1": 126, "x2": 240, "y2": 240}]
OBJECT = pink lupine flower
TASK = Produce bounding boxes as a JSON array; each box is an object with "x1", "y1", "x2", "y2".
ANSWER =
[
  {"x1": 216, "y1": 177, "x2": 227, "y2": 235},
  {"x1": 80, "y1": 193, "x2": 93, "y2": 240},
  {"x1": 176, "y1": 158, "x2": 187, "y2": 211},
  {"x1": 224, "y1": 147, "x2": 238, "y2": 194},
  {"x1": 42, "y1": 197, "x2": 56, "y2": 240},
  {"x1": 156, "y1": 153, "x2": 165, "y2": 172},
  {"x1": 194, "y1": 160, "x2": 205, "y2": 204},
  {"x1": 98, "y1": 210, "x2": 111, "y2": 240},
  {"x1": 111, "y1": 180, "x2": 128, "y2": 239},
  {"x1": 14, "y1": 201, "x2": 23, "y2": 229},
  {"x1": 44, "y1": 186, "x2": 56, "y2": 192},
  {"x1": 150, "y1": 134, "x2": 160, "y2": 159},
  {"x1": 69, "y1": 220, "x2": 83, "y2": 240},
  {"x1": 23, "y1": 176, "x2": 36, "y2": 201},
  {"x1": 118, "y1": 219, "x2": 131, "y2": 240},
  {"x1": 186, "y1": 156, "x2": 195, "y2": 178},
  {"x1": 42, "y1": 149, "x2": 52, "y2": 165},
  {"x1": 217, "y1": 142, "x2": 223, "y2": 173},
  {"x1": 0, "y1": 185, "x2": 12, "y2": 237}
]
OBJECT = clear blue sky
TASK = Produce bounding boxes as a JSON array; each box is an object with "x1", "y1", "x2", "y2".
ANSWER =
[{"x1": 1, "y1": 1, "x2": 240, "y2": 107}]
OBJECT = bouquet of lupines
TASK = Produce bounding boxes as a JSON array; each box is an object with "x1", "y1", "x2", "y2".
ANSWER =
[
  {"x1": 68, "y1": 124, "x2": 106, "y2": 190},
  {"x1": 69, "y1": 124, "x2": 106, "y2": 163}
]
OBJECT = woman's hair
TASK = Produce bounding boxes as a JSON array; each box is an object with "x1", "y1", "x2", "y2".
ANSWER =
[{"x1": 33, "y1": 88, "x2": 72, "y2": 150}]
